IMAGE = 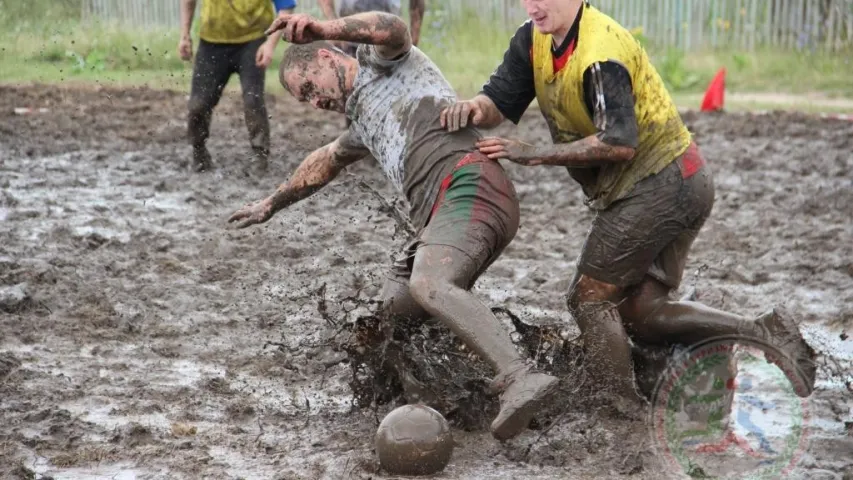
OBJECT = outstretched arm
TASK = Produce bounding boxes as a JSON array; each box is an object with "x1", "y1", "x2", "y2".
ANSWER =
[
  {"x1": 476, "y1": 61, "x2": 638, "y2": 167},
  {"x1": 265, "y1": 11, "x2": 411, "y2": 59},
  {"x1": 228, "y1": 132, "x2": 369, "y2": 228},
  {"x1": 476, "y1": 136, "x2": 635, "y2": 168}
]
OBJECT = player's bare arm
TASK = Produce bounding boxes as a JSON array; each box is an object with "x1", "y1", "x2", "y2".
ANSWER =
[
  {"x1": 177, "y1": 0, "x2": 197, "y2": 61},
  {"x1": 228, "y1": 133, "x2": 368, "y2": 228},
  {"x1": 409, "y1": 0, "x2": 425, "y2": 46},
  {"x1": 265, "y1": 11, "x2": 411, "y2": 59},
  {"x1": 476, "y1": 134, "x2": 636, "y2": 167},
  {"x1": 440, "y1": 94, "x2": 506, "y2": 133},
  {"x1": 477, "y1": 60, "x2": 639, "y2": 167}
]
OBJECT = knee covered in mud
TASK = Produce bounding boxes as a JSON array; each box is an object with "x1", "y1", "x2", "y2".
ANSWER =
[{"x1": 567, "y1": 275, "x2": 622, "y2": 316}]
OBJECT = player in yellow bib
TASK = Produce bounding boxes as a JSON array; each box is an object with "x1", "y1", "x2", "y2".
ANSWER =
[
  {"x1": 441, "y1": 0, "x2": 816, "y2": 412},
  {"x1": 178, "y1": 0, "x2": 296, "y2": 173}
]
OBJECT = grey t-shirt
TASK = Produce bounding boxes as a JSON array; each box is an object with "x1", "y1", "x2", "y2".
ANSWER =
[
  {"x1": 337, "y1": 0, "x2": 401, "y2": 17},
  {"x1": 345, "y1": 45, "x2": 481, "y2": 229}
]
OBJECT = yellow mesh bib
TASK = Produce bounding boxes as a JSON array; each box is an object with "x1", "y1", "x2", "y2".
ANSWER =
[
  {"x1": 200, "y1": 0, "x2": 274, "y2": 44},
  {"x1": 531, "y1": 4, "x2": 692, "y2": 208}
]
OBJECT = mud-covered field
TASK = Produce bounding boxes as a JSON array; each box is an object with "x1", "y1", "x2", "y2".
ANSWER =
[{"x1": 1, "y1": 83, "x2": 852, "y2": 479}]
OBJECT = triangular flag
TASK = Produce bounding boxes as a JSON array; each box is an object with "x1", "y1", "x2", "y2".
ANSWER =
[{"x1": 701, "y1": 68, "x2": 726, "y2": 112}]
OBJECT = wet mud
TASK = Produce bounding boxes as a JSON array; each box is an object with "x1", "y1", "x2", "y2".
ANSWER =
[{"x1": 1, "y1": 83, "x2": 852, "y2": 479}]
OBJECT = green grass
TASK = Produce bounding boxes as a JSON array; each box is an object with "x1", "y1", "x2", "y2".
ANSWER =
[
  {"x1": 2, "y1": 12, "x2": 852, "y2": 113},
  {"x1": 650, "y1": 47, "x2": 853, "y2": 97},
  {"x1": 417, "y1": 12, "x2": 517, "y2": 97}
]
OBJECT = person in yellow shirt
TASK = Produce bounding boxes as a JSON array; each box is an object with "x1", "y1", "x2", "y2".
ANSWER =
[
  {"x1": 178, "y1": 0, "x2": 296, "y2": 173},
  {"x1": 441, "y1": 0, "x2": 816, "y2": 413}
]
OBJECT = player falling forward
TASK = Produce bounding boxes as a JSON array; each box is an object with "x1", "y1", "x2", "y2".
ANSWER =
[{"x1": 228, "y1": 11, "x2": 558, "y2": 441}]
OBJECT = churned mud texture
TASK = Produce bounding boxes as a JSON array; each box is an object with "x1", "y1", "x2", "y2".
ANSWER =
[{"x1": 1, "y1": 83, "x2": 852, "y2": 479}]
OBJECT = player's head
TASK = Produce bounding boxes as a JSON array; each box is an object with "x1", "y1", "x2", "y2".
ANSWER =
[
  {"x1": 522, "y1": 0, "x2": 580, "y2": 37},
  {"x1": 280, "y1": 41, "x2": 356, "y2": 113}
]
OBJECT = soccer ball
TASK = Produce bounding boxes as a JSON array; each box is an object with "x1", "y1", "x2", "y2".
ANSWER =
[{"x1": 375, "y1": 404, "x2": 454, "y2": 476}]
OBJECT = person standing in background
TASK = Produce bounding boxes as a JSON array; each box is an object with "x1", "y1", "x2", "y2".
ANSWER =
[{"x1": 178, "y1": 0, "x2": 296, "y2": 174}]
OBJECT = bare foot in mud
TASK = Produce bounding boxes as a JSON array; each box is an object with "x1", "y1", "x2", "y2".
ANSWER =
[{"x1": 755, "y1": 308, "x2": 818, "y2": 397}]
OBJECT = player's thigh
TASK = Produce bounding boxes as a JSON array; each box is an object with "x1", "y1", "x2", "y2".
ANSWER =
[
  {"x1": 236, "y1": 38, "x2": 266, "y2": 101},
  {"x1": 418, "y1": 156, "x2": 520, "y2": 290},
  {"x1": 646, "y1": 164, "x2": 715, "y2": 290},
  {"x1": 577, "y1": 163, "x2": 688, "y2": 289},
  {"x1": 190, "y1": 41, "x2": 233, "y2": 108}
]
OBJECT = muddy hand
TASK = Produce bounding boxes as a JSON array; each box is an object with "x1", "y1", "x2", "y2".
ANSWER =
[
  {"x1": 265, "y1": 13, "x2": 323, "y2": 44},
  {"x1": 228, "y1": 199, "x2": 274, "y2": 229},
  {"x1": 476, "y1": 137, "x2": 538, "y2": 165},
  {"x1": 440, "y1": 100, "x2": 483, "y2": 133}
]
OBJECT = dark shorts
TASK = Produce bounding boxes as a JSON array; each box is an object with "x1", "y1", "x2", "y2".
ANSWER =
[
  {"x1": 388, "y1": 152, "x2": 520, "y2": 287},
  {"x1": 576, "y1": 142, "x2": 715, "y2": 289}
]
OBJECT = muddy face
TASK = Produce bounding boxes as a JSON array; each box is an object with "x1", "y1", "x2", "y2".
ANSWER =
[{"x1": 282, "y1": 50, "x2": 352, "y2": 113}]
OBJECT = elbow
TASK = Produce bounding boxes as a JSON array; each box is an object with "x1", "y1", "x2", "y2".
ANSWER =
[{"x1": 380, "y1": 13, "x2": 412, "y2": 49}]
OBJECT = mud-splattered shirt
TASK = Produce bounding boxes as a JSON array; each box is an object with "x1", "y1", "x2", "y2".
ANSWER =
[
  {"x1": 482, "y1": 16, "x2": 639, "y2": 153},
  {"x1": 345, "y1": 45, "x2": 481, "y2": 229},
  {"x1": 337, "y1": 0, "x2": 401, "y2": 17}
]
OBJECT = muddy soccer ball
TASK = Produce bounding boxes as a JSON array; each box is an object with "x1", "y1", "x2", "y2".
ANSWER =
[{"x1": 375, "y1": 404, "x2": 454, "y2": 476}]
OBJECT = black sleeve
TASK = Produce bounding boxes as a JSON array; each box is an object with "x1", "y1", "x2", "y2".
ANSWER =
[
  {"x1": 582, "y1": 61, "x2": 639, "y2": 149},
  {"x1": 480, "y1": 21, "x2": 537, "y2": 125}
]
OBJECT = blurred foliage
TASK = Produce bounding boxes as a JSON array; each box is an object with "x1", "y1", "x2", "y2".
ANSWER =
[{"x1": 0, "y1": 0, "x2": 82, "y2": 28}]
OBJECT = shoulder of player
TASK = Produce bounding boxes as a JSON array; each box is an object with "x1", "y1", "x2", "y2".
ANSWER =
[{"x1": 511, "y1": 20, "x2": 534, "y2": 49}]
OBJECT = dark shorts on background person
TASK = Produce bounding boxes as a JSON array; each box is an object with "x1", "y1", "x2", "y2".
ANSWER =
[
  {"x1": 575, "y1": 142, "x2": 715, "y2": 289},
  {"x1": 387, "y1": 152, "x2": 520, "y2": 288}
]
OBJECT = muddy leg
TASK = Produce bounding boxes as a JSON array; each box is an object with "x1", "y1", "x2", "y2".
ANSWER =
[
  {"x1": 568, "y1": 274, "x2": 645, "y2": 407},
  {"x1": 237, "y1": 38, "x2": 270, "y2": 173},
  {"x1": 187, "y1": 40, "x2": 233, "y2": 172},
  {"x1": 408, "y1": 246, "x2": 520, "y2": 372},
  {"x1": 408, "y1": 244, "x2": 558, "y2": 441},
  {"x1": 620, "y1": 276, "x2": 816, "y2": 396},
  {"x1": 376, "y1": 277, "x2": 439, "y2": 404}
]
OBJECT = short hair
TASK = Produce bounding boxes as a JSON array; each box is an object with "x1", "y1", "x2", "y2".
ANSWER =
[{"x1": 279, "y1": 41, "x2": 345, "y2": 94}]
